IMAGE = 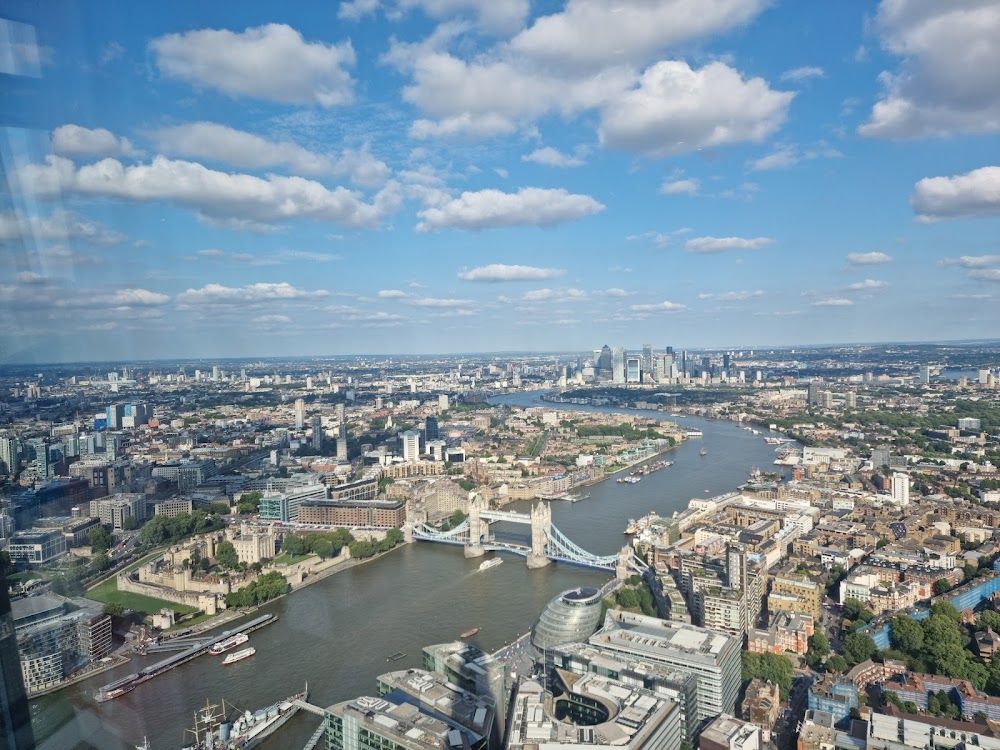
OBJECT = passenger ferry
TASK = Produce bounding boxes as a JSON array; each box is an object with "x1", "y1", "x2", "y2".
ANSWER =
[
  {"x1": 222, "y1": 647, "x2": 256, "y2": 666},
  {"x1": 479, "y1": 558, "x2": 503, "y2": 572},
  {"x1": 209, "y1": 632, "x2": 249, "y2": 655}
]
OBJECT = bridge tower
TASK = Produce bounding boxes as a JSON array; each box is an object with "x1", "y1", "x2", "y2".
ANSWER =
[
  {"x1": 464, "y1": 493, "x2": 489, "y2": 558},
  {"x1": 616, "y1": 544, "x2": 636, "y2": 580},
  {"x1": 527, "y1": 501, "x2": 552, "y2": 569}
]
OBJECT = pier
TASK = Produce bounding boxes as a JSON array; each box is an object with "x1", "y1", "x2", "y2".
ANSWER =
[{"x1": 95, "y1": 614, "x2": 278, "y2": 702}]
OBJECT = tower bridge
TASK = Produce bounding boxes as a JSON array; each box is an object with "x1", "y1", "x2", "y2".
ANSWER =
[{"x1": 407, "y1": 495, "x2": 647, "y2": 577}]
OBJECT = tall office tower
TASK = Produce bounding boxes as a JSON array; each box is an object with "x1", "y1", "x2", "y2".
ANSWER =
[
  {"x1": 681, "y1": 351, "x2": 687, "y2": 377},
  {"x1": 723, "y1": 353, "x2": 731, "y2": 370},
  {"x1": 891, "y1": 472, "x2": 910, "y2": 506},
  {"x1": 807, "y1": 382, "x2": 821, "y2": 405},
  {"x1": 626, "y1": 357, "x2": 642, "y2": 383},
  {"x1": 612, "y1": 347, "x2": 626, "y2": 384},
  {"x1": 311, "y1": 415, "x2": 323, "y2": 450},
  {"x1": 425, "y1": 416, "x2": 440, "y2": 442},
  {"x1": 0, "y1": 437, "x2": 20, "y2": 477},
  {"x1": 401, "y1": 430, "x2": 420, "y2": 462},
  {"x1": 27, "y1": 438, "x2": 48, "y2": 478},
  {"x1": 642, "y1": 345, "x2": 653, "y2": 379},
  {"x1": 105, "y1": 403, "x2": 125, "y2": 430},
  {"x1": 593, "y1": 349, "x2": 602, "y2": 367},
  {"x1": 336, "y1": 426, "x2": 348, "y2": 462},
  {"x1": 979, "y1": 369, "x2": 990, "y2": 385},
  {"x1": 294, "y1": 399, "x2": 306, "y2": 430},
  {"x1": 598, "y1": 344, "x2": 613, "y2": 374},
  {"x1": 919, "y1": 366, "x2": 931, "y2": 385},
  {"x1": 0, "y1": 576, "x2": 35, "y2": 750},
  {"x1": 212, "y1": 365, "x2": 220, "y2": 379}
]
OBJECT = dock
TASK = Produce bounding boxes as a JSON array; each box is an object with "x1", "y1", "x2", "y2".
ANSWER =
[{"x1": 95, "y1": 614, "x2": 277, "y2": 702}]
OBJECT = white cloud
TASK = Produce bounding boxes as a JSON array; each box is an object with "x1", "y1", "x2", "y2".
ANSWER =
[
  {"x1": 339, "y1": 0, "x2": 380, "y2": 20},
  {"x1": 748, "y1": 145, "x2": 799, "y2": 171},
  {"x1": 812, "y1": 297, "x2": 853, "y2": 307},
  {"x1": 18, "y1": 155, "x2": 393, "y2": 230},
  {"x1": 971, "y1": 269, "x2": 1000, "y2": 283},
  {"x1": 941, "y1": 255, "x2": 1000, "y2": 269},
  {"x1": 0, "y1": 209, "x2": 125, "y2": 245},
  {"x1": 99, "y1": 41, "x2": 124, "y2": 65},
  {"x1": 509, "y1": 0, "x2": 768, "y2": 69},
  {"x1": 407, "y1": 297, "x2": 473, "y2": 307},
  {"x1": 660, "y1": 178, "x2": 699, "y2": 196},
  {"x1": 847, "y1": 251, "x2": 893, "y2": 265},
  {"x1": 860, "y1": 1, "x2": 1000, "y2": 138},
  {"x1": 522, "y1": 147, "x2": 585, "y2": 168},
  {"x1": 685, "y1": 236, "x2": 773, "y2": 253},
  {"x1": 910, "y1": 166, "x2": 1000, "y2": 222},
  {"x1": 597, "y1": 288, "x2": 636, "y2": 298},
  {"x1": 150, "y1": 24, "x2": 356, "y2": 107},
  {"x1": 52, "y1": 125, "x2": 136, "y2": 158},
  {"x1": 846, "y1": 279, "x2": 888, "y2": 291},
  {"x1": 699, "y1": 290, "x2": 765, "y2": 301},
  {"x1": 399, "y1": 0, "x2": 530, "y2": 34},
  {"x1": 15, "y1": 271, "x2": 46, "y2": 284},
  {"x1": 599, "y1": 61, "x2": 793, "y2": 157},
  {"x1": 458, "y1": 264, "x2": 564, "y2": 282},
  {"x1": 416, "y1": 187, "x2": 604, "y2": 232},
  {"x1": 629, "y1": 300, "x2": 686, "y2": 312},
  {"x1": 102, "y1": 289, "x2": 171, "y2": 306},
  {"x1": 154, "y1": 122, "x2": 393, "y2": 185},
  {"x1": 253, "y1": 314, "x2": 291, "y2": 323},
  {"x1": 522, "y1": 288, "x2": 587, "y2": 302},
  {"x1": 626, "y1": 231, "x2": 671, "y2": 248},
  {"x1": 176, "y1": 282, "x2": 328, "y2": 305},
  {"x1": 378, "y1": 289, "x2": 409, "y2": 298},
  {"x1": 780, "y1": 66, "x2": 824, "y2": 83}
]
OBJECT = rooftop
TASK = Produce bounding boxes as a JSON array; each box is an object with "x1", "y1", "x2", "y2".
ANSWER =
[{"x1": 589, "y1": 610, "x2": 739, "y2": 667}]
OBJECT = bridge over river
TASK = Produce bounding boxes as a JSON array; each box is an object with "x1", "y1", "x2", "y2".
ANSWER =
[{"x1": 408, "y1": 495, "x2": 646, "y2": 576}]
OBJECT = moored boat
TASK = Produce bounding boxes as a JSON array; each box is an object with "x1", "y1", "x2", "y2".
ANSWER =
[
  {"x1": 209, "y1": 632, "x2": 249, "y2": 655},
  {"x1": 222, "y1": 647, "x2": 256, "y2": 666}
]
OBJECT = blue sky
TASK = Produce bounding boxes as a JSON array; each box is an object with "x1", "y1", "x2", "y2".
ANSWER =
[{"x1": 1, "y1": 0, "x2": 998, "y2": 362}]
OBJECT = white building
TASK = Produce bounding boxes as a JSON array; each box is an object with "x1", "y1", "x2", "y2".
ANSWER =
[{"x1": 891, "y1": 472, "x2": 910, "y2": 506}]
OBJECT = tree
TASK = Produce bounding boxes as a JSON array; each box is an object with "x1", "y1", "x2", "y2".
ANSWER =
[
  {"x1": 215, "y1": 541, "x2": 238, "y2": 568},
  {"x1": 977, "y1": 611, "x2": 1000, "y2": 632},
  {"x1": 312, "y1": 540, "x2": 335, "y2": 559},
  {"x1": 843, "y1": 597, "x2": 874, "y2": 624},
  {"x1": 843, "y1": 632, "x2": 877, "y2": 665},
  {"x1": 385, "y1": 528, "x2": 404, "y2": 547},
  {"x1": 933, "y1": 578, "x2": 952, "y2": 595},
  {"x1": 87, "y1": 526, "x2": 114, "y2": 553},
  {"x1": 89, "y1": 553, "x2": 111, "y2": 574},
  {"x1": 237, "y1": 491, "x2": 263, "y2": 514},
  {"x1": 122, "y1": 515, "x2": 139, "y2": 531},
  {"x1": 741, "y1": 651, "x2": 794, "y2": 700},
  {"x1": 807, "y1": 632, "x2": 829, "y2": 667},
  {"x1": 890, "y1": 615, "x2": 924, "y2": 654},
  {"x1": 281, "y1": 534, "x2": 306, "y2": 557},
  {"x1": 102, "y1": 602, "x2": 126, "y2": 618},
  {"x1": 450, "y1": 509, "x2": 466, "y2": 526},
  {"x1": 826, "y1": 655, "x2": 849, "y2": 673},
  {"x1": 930, "y1": 600, "x2": 960, "y2": 623},
  {"x1": 615, "y1": 589, "x2": 640, "y2": 609}
]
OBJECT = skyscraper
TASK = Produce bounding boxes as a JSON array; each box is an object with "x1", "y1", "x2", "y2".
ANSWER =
[
  {"x1": 311, "y1": 415, "x2": 323, "y2": 450},
  {"x1": 0, "y1": 576, "x2": 35, "y2": 750},
  {"x1": 612, "y1": 347, "x2": 626, "y2": 384},
  {"x1": 642, "y1": 344, "x2": 653, "y2": 379},
  {"x1": 425, "y1": 416, "x2": 439, "y2": 442},
  {"x1": 294, "y1": 399, "x2": 306, "y2": 430},
  {"x1": 597, "y1": 345, "x2": 612, "y2": 374},
  {"x1": 0, "y1": 437, "x2": 20, "y2": 478}
]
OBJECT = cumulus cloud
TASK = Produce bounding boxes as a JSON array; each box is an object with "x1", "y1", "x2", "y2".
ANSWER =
[
  {"x1": 521, "y1": 288, "x2": 587, "y2": 302},
  {"x1": 629, "y1": 300, "x2": 686, "y2": 312},
  {"x1": 378, "y1": 289, "x2": 408, "y2": 298},
  {"x1": 458, "y1": 264, "x2": 564, "y2": 282},
  {"x1": 812, "y1": 297, "x2": 853, "y2": 307},
  {"x1": 699, "y1": 290, "x2": 765, "y2": 301},
  {"x1": 399, "y1": 0, "x2": 530, "y2": 34},
  {"x1": 847, "y1": 251, "x2": 893, "y2": 265},
  {"x1": 155, "y1": 122, "x2": 391, "y2": 186},
  {"x1": 416, "y1": 187, "x2": 604, "y2": 232},
  {"x1": 17, "y1": 155, "x2": 393, "y2": 230},
  {"x1": 748, "y1": 145, "x2": 799, "y2": 171},
  {"x1": 846, "y1": 279, "x2": 888, "y2": 291},
  {"x1": 176, "y1": 282, "x2": 329, "y2": 305},
  {"x1": 0, "y1": 209, "x2": 125, "y2": 245},
  {"x1": 597, "y1": 288, "x2": 636, "y2": 298},
  {"x1": 509, "y1": 0, "x2": 768, "y2": 69},
  {"x1": 780, "y1": 66, "x2": 824, "y2": 83},
  {"x1": 150, "y1": 24, "x2": 356, "y2": 107},
  {"x1": 254, "y1": 314, "x2": 292, "y2": 323},
  {"x1": 941, "y1": 255, "x2": 1000, "y2": 269},
  {"x1": 522, "y1": 147, "x2": 585, "y2": 168},
  {"x1": 599, "y1": 61, "x2": 793, "y2": 157},
  {"x1": 102, "y1": 289, "x2": 171, "y2": 306},
  {"x1": 685, "y1": 236, "x2": 773, "y2": 253},
  {"x1": 860, "y1": 1, "x2": 1000, "y2": 138},
  {"x1": 660, "y1": 178, "x2": 699, "y2": 196},
  {"x1": 52, "y1": 125, "x2": 136, "y2": 158},
  {"x1": 626, "y1": 231, "x2": 671, "y2": 248},
  {"x1": 407, "y1": 297, "x2": 473, "y2": 307},
  {"x1": 971, "y1": 269, "x2": 1000, "y2": 283},
  {"x1": 910, "y1": 166, "x2": 1000, "y2": 222},
  {"x1": 339, "y1": 0, "x2": 380, "y2": 20}
]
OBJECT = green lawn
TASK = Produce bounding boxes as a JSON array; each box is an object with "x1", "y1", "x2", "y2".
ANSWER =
[
  {"x1": 85, "y1": 558, "x2": 198, "y2": 617},
  {"x1": 165, "y1": 611, "x2": 213, "y2": 631}
]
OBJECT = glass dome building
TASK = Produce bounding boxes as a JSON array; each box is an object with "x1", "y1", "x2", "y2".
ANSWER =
[{"x1": 532, "y1": 587, "x2": 603, "y2": 651}]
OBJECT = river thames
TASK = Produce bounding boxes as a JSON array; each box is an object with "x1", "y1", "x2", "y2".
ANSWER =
[{"x1": 34, "y1": 391, "x2": 787, "y2": 749}]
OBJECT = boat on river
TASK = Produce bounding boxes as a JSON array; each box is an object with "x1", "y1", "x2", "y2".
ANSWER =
[
  {"x1": 479, "y1": 558, "x2": 503, "y2": 572},
  {"x1": 209, "y1": 632, "x2": 249, "y2": 655},
  {"x1": 174, "y1": 685, "x2": 307, "y2": 750},
  {"x1": 460, "y1": 627, "x2": 479, "y2": 638},
  {"x1": 222, "y1": 647, "x2": 256, "y2": 666}
]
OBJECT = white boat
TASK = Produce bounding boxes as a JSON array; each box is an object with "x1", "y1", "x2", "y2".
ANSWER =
[
  {"x1": 209, "y1": 632, "x2": 249, "y2": 655},
  {"x1": 170, "y1": 686, "x2": 308, "y2": 750},
  {"x1": 479, "y1": 558, "x2": 503, "y2": 572},
  {"x1": 222, "y1": 647, "x2": 256, "y2": 666}
]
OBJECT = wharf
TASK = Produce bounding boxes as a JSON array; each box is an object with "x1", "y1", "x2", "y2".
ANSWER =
[{"x1": 95, "y1": 614, "x2": 277, "y2": 702}]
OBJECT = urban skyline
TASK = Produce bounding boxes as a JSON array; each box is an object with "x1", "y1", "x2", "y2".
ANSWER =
[{"x1": 2, "y1": 1, "x2": 999, "y2": 361}]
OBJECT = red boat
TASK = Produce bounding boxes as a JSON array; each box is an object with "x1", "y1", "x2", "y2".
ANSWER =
[{"x1": 460, "y1": 627, "x2": 479, "y2": 638}]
